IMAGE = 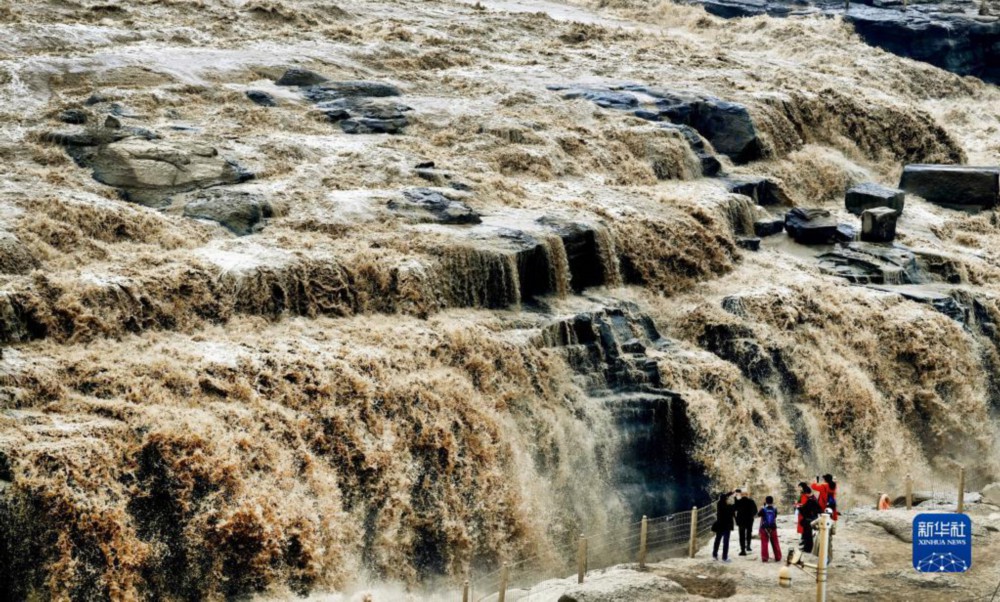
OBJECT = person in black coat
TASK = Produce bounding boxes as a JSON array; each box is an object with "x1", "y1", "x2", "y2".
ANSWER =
[
  {"x1": 712, "y1": 491, "x2": 735, "y2": 562},
  {"x1": 734, "y1": 489, "x2": 758, "y2": 556}
]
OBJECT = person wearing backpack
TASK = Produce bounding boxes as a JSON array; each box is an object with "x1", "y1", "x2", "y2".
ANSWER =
[
  {"x1": 797, "y1": 485, "x2": 822, "y2": 553},
  {"x1": 756, "y1": 496, "x2": 781, "y2": 562},
  {"x1": 811, "y1": 474, "x2": 839, "y2": 520}
]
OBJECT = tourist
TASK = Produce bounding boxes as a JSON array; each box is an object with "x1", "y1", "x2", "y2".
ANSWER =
[
  {"x1": 734, "y1": 489, "x2": 758, "y2": 556},
  {"x1": 757, "y1": 495, "x2": 781, "y2": 562},
  {"x1": 797, "y1": 482, "x2": 821, "y2": 553},
  {"x1": 878, "y1": 492, "x2": 891, "y2": 510},
  {"x1": 712, "y1": 491, "x2": 735, "y2": 563},
  {"x1": 811, "y1": 474, "x2": 839, "y2": 520}
]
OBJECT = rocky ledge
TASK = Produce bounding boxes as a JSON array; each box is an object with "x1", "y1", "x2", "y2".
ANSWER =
[{"x1": 689, "y1": 0, "x2": 1000, "y2": 84}]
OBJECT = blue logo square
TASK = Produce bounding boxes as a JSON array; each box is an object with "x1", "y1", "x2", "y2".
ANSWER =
[{"x1": 913, "y1": 513, "x2": 972, "y2": 573}]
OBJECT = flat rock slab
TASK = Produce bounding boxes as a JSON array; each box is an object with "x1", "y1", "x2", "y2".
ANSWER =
[
  {"x1": 389, "y1": 188, "x2": 481, "y2": 224},
  {"x1": 785, "y1": 207, "x2": 838, "y2": 244},
  {"x1": 867, "y1": 284, "x2": 965, "y2": 322},
  {"x1": 819, "y1": 241, "x2": 919, "y2": 284},
  {"x1": 89, "y1": 138, "x2": 251, "y2": 207},
  {"x1": 559, "y1": 87, "x2": 639, "y2": 110},
  {"x1": 899, "y1": 164, "x2": 1000, "y2": 210},
  {"x1": 182, "y1": 189, "x2": 273, "y2": 236},
  {"x1": 754, "y1": 216, "x2": 784, "y2": 237},
  {"x1": 846, "y1": 182, "x2": 905, "y2": 215}
]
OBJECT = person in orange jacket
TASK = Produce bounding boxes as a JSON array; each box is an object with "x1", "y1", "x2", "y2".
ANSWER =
[{"x1": 811, "y1": 474, "x2": 839, "y2": 520}]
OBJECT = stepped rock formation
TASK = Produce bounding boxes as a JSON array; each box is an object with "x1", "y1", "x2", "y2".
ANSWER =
[{"x1": 0, "y1": 0, "x2": 999, "y2": 599}]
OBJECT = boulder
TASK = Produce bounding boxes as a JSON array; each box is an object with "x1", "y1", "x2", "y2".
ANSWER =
[
  {"x1": 861, "y1": 207, "x2": 898, "y2": 243},
  {"x1": 312, "y1": 97, "x2": 411, "y2": 134},
  {"x1": 899, "y1": 164, "x2": 1000, "y2": 210},
  {"x1": 88, "y1": 138, "x2": 252, "y2": 207},
  {"x1": 754, "y1": 216, "x2": 784, "y2": 237},
  {"x1": 846, "y1": 182, "x2": 905, "y2": 215},
  {"x1": 784, "y1": 207, "x2": 838, "y2": 244},
  {"x1": 245, "y1": 90, "x2": 276, "y2": 107},
  {"x1": 635, "y1": 88, "x2": 763, "y2": 163},
  {"x1": 182, "y1": 189, "x2": 273, "y2": 235},
  {"x1": 983, "y1": 482, "x2": 1000, "y2": 506},
  {"x1": 58, "y1": 109, "x2": 88, "y2": 125},
  {"x1": 341, "y1": 117, "x2": 408, "y2": 135},
  {"x1": 388, "y1": 188, "x2": 481, "y2": 225},
  {"x1": 737, "y1": 237, "x2": 761, "y2": 251},
  {"x1": 834, "y1": 223, "x2": 857, "y2": 243},
  {"x1": 275, "y1": 67, "x2": 328, "y2": 87},
  {"x1": 723, "y1": 175, "x2": 788, "y2": 206}
]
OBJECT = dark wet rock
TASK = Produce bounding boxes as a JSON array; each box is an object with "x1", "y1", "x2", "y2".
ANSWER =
[
  {"x1": 754, "y1": 216, "x2": 785, "y2": 237},
  {"x1": 415, "y1": 161, "x2": 435, "y2": 169},
  {"x1": 182, "y1": 189, "x2": 273, "y2": 236},
  {"x1": 388, "y1": 188, "x2": 481, "y2": 225},
  {"x1": 819, "y1": 241, "x2": 919, "y2": 284},
  {"x1": 689, "y1": 0, "x2": 1000, "y2": 84},
  {"x1": 536, "y1": 304, "x2": 709, "y2": 516},
  {"x1": 58, "y1": 109, "x2": 88, "y2": 125},
  {"x1": 861, "y1": 207, "x2": 898, "y2": 243},
  {"x1": 660, "y1": 123, "x2": 722, "y2": 176},
  {"x1": 104, "y1": 115, "x2": 122, "y2": 129},
  {"x1": 560, "y1": 87, "x2": 639, "y2": 110},
  {"x1": 723, "y1": 175, "x2": 789, "y2": 205},
  {"x1": 846, "y1": 182, "x2": 905, "y2": 215},
  {"x1": 245, "y1": 90, "x2": 276, "y2": 107},
  {"x1": 784, "y1": 207, "x2": 838, "y2": 244},
  {"x1": 85, "y1": 92, "x2": 109, "y2": 106},
  {"x1": 737, "y1": 237, "x2": 761, "y2": 251},
  {"x1": 275, "y1": 67, "x2": 328, "y2": 87},
  {"x1": 73, "y1": 137, "x2": 252, "y2": 207},
  {"x1": 341, "y1": 117, "x2": 408, "y2": 134},
  {"x1": 538, "y1": 217, "x2": 613, "y2": 292},
  {"x1": 899, "y1": 164, "x2": 1000, "y2": 210},
  {"x1": 304, "y1": 81, "x2": 401, "y2": 101},
  {"x1": 629, "y1": 88, "x2": 763, "y2": 163},
  {"x1": 868, "y1": 285, "x2": 965, "y2": 323},
  {"x1": 834, "y1": 223, "x2": 857, "y2": 243}
]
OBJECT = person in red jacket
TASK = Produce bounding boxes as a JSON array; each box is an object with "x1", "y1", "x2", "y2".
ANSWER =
[
  {"x1": 811, "y1": 474, "x2": 839, "y2": 520},
  {"x1": 795, "y1": 481, "x2": 811, "y2": 534}
]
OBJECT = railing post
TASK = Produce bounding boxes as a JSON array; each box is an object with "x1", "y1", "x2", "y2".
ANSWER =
[
  {"x1": 462, "y1": 579, "x2": 469, "y2": 602},
  {"x1": 577, "y1": 534, "x2": 587, "y2": 584},
  {"x1": 498, "y1": 563, "x2": 508, "y2": 602},
  {"x1": 815, "y1": 515, "x2": 830, "y2": 602},
  {"x1": 957, "y1": 467, "x2": 966, "y2": 514},
  {"x1": 905, "y1": 473, "x2": 913, "y2": 510},
  {"x1": 688, "y1": 505, "x2": 699, "y2": 558},
  {"x1": 638, "y1": 515, "x2": 648, "y2": 569}
]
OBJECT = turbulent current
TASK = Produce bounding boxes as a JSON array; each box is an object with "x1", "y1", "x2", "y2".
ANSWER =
[{"x1": 0, "y1": 0, "x2": 998, "y2": 599}]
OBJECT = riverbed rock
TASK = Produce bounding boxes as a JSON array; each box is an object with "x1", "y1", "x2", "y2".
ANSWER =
[
  {"x1": 631, "y1": 88, "x2": 764, "y2": 163},
  {"x1": 303, "y1": 81, "x2": 402, "y2": 102},
  {"x1": 0, "y1": 232, "x2": 39, "y2": 275},
  {"x1": 861, "y1": 207, "x2": 898, "y2": 242},
  {"x1": 341, "y1": 116, "x2": 408, "y2": 134},
  {"x1": 245, "y1": 90, "x2": 276, "y2": 107},
  {"x1": 819, "y1": 242, "x2": 919, "y2": 284},
  {"x1": 784, "y1": 207, "x2": 838, "y2": 244},
  {"x1": 689, "y1": 0, "x2": 1000, "y2": 84},
  {"x1": 88, "y1": 138, "x2": 252, "y2": 207},
  {"x1": 737, "y1": 237, "x2": 761, "y2": 251},
  {"x1": 560, "y1": 87, "x2": 639, "y2": 110},
  {"x1": 275, "y1": 67, "x2": 328, "y2": 87},
  {"x1": 754, "y1": 216, "x2": 784, "y2": 237},
  {"x1": 899, "y1": 164, "x2": 1000, "y2": 210},
  {"x1": 388, "y1": 188, "x2": 481, "y2": 224},
  {"x1": 182, "y1": 189, "x2": 273, "y2": 235},
  {"x1": 57, "y1": 109, "x2": 88, "y2": 125},
  {"x1": 538, "y1": 217, "x2": 613, "y2": 291},
  {"x1": 846, "y1": 182, "x2": 905, "y2": 215},
  {"x1": 660, "y1": 123, "x2": 723, "y2": 176},
  {"x1": 723, "y1": 175, "x2": 789, "y2": 205}
]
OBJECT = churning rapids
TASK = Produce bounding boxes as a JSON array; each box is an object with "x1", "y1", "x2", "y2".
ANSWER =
[{"x1": 0, "y1": 0, "x2": 998, "y2": 599}]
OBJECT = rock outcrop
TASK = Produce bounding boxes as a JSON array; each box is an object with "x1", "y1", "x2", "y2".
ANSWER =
[
  {"x1": 388, "y1": 188, "x2": 481, "y2": 224},
  {"x1": 182, "y1": 189, "x2": 274, "y2": 235},
  {"x1": 860, "y1": 207, "x2": 898, "y2": 243},
  {"x1": 689, "y1": 0, "x2": 1000, "y2": 84},
  {"x1": 819, "y1": 242, "x2": 919, "y2": 284}
]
